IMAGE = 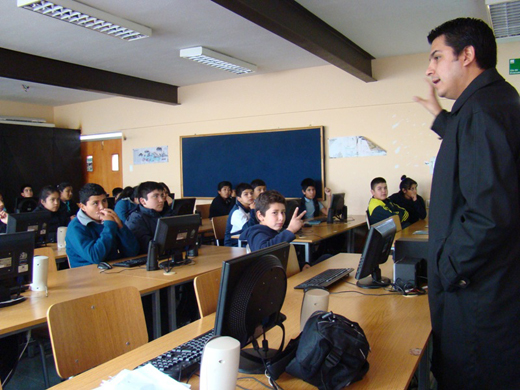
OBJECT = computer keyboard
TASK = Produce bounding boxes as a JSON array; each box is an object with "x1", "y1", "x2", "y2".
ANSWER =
[
  {"x1": 294, "y1": 268, "x2": 354, "y2": 290},
  {"x1": 112, "y1": 256, "x2": 147, "y2": 268},
  {"x1": 138, "y1": 329, "x2": 215, "y2": 379}
]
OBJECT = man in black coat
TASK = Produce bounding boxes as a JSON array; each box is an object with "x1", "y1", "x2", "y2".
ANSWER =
[{"x1": 414, "y1": 18, "x2": 520, "y2": 389}]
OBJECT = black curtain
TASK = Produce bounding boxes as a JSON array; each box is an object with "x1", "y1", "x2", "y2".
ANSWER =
[{"x1": 0, "y1": 124, "x2": 82, "y2": 212}]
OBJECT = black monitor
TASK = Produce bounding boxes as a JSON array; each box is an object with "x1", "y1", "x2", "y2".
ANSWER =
[
  {"x1": 6, "y1": 211, "x2": 52, "y2": 247},
  {"x1": 171, "y1": 198, "x2": 196, "y2": 216},
  {"x1": 282, "y1": 199, "x2": 300, "y2": 229},
  {"x1": 14, "y1": 197, "x2": 39, "y2": 213},
  {"x1": 394, "y1": 237, "x2": 429, "y2": 288},
  {"x1": 327, "y1": 193, "x2": 347, "y2": 223},
  {"x1": 355, "y1": 217, "x2": 396, "y2": 289},
  {"x1": 0, "y1": 231, "x2": 35, "y2": 307},
  {"x1": 214, "y1": 242, "x2": 290, "y2": 373},
  {"x1": 106, "y1": 196, "x2": 116, "y2": 209},
  {"x1": 152, "y1": 213, "x2": 201, "y2": 267}
]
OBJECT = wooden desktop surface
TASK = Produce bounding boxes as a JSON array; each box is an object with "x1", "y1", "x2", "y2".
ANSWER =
[
  {"x1": 293, "y1": 214, "x2": 366, "y2": 243},
  {"x1": 50, "y1": 253, "x2": 431, "y2": 390},
  {"x1": 0, "y1": 245, "x2": 245, "y2": 337},
  {"x1": 394, "y1": 219, "x2": 429, "y2": 241}
]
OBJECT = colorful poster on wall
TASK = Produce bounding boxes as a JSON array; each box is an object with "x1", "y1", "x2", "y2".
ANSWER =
[
  {"x1": 86, "y1": 155, "x2": 93, "y2": 172},
  {"x1": 328, "y1": 136, "x2": 386, "y2": 158},
  {"x1": 133, "y1": 146, "x2": 169, "y2": 165}
]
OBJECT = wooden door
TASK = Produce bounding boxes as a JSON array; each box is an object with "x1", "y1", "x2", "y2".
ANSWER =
[{"x1": 81, "y1": 139, "x2": 123, "y2": 194}]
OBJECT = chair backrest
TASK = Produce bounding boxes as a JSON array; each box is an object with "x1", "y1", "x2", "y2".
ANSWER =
[
  {"x1": 195, "y1": 204, "x2": 210, "y2": 219},
  {"x1": 211, "y1": 215, "x2": 228, "y2": 245},
  {"x1": 34, "y1": 246, "x2": 58, "y2": 274},
  {"x1": 193, "y1": 269, "x2": 221, "y2": 318},
  {"x1": 47, "y1": 286, "x2": 148, "y2": 379},
  {"x1": 390, "y1": 214, "x2": 402, "y2": 232},
  {"x1": 365, "y1": 210, "x2": 371, "y2": 230},
  {"x1": 286, "y1": 245, "x2": 300, "y2": 278}
]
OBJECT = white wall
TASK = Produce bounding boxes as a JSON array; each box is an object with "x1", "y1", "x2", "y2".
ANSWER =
[
  {"x1": 0, "y1": 100, "x2": 54, "y2": 123},
  {"x1": 49, "y1": 41, "x2": 520, "y2": 214}
]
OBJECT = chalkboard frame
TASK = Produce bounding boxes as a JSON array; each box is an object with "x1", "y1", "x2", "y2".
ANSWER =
[{"x1": 180, "y1": 126, "x2": 325, "y2": 199}]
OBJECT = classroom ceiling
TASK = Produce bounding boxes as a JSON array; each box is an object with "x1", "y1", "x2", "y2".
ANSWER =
[{"x1": 0, "y1": 0, "x2": 490, "y2": 107}]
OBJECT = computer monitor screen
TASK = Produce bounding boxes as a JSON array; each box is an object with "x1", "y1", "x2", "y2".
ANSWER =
[
  {"x1": 283, "y1": 199, "x2": 300, "y2": 229},
  {"x1": 327, "y1": 193, "x2": 347, "y2": 223},
  {"x1": 355, "y1": 217, "x2": 396, "y2": 289},
  {"x1": 214, "y1": 242, "x2": 290, "y2": 373},
  {"x1": 171, "y1": 198, "x2": 196, "y2": 216},
  {"x1": 0, "y1": 231, "x2": 35, "y2": 305},
  {"x1": 153, "y1": 213, "x2": 201, "y2": 265},
  {"x1": 106, "y1": 196, "x2": 116, "y2": 209},
  {"x1": 14, "y1": 197, "x2": 39, "y2": 213},
  {"x1": 6, "y1": 211, "x2": 52, "y2": 247}
]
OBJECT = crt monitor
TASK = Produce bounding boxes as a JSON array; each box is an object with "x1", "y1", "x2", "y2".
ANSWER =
[
  {"x1": 0, "y1": 231, "x2": 35, "y2": 306},
  {"x1": 171, "y1": 198, "x2": 196, "y2": 216},
  {"x1": 152, "y1": 213, "x2": 201, "y2": 266},
  {"x1": 355, "y1": 217, "x2": 396, "y2": 289},
  {"x1": 214, "y1": 242, "x2": 290, "y2": 373},
  {"x1": 14, "y1": 197, "x2": 39, "y2": 213},
  {"x1": 327, "y1": 193, "x2": 347, "y2": 223},
  {"x1": 6, "y1": 210, "x2": 52, "y2": 247}
]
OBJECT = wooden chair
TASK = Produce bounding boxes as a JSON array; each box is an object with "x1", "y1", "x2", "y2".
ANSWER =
[
  {"x1": 32, "y1": 246, "x2": 58, "y2": 388},
  {"x1": 211, "y1": 215, "x2": 228, "y2": 246},
  {"x1": 47, "y1": 286, "x2": 148, "y2": 379},
  {"x1": 195, "y1": 204, "x2": 210, "y2": 219},
  {"x1": 286, "y1": 245, "x2": 300, "y2": 278},
  {"x1": 194, "y1": 269, "x2": 222, "y2": 318}
]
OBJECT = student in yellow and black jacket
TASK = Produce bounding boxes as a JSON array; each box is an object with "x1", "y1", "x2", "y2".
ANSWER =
[{"x1": 367, "y1": 177, "x2": 410, "y2": 228}]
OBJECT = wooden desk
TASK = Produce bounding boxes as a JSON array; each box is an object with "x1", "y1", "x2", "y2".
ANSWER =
[
  {"x1": 293, "y1": 215, "x2": 366, "y2": 262},
  {"x1": 0, "y1": 246, "x2": 245, "y2": 339},
  {"x1": 394, "y1": 219, "x2": 428, "y2": 242},
  {"x1": 50, "y1": 254, "x2": 431, "y2": 390}
]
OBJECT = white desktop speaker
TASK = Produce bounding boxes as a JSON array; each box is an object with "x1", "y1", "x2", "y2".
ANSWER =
[
  {"x1": 300, "y1": 288, "x2": 330, "y2": 331},
  {"x1": 200, "y1": 336, "x2": 240, "y2": 390},
  {"x1": 57, "y1": 226, "x2": 67, "y2": 248},
  {"x1": 30, "y1": 255, "x2": 49, "y2": 292}
]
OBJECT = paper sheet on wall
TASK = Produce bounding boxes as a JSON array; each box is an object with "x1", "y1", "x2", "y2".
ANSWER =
[
  {"x1": 133, "y1": 146, "x2": 169, "y2": 165},
  {"x1": 328, "y1": 136, "x2": 386, "y2": 158}
]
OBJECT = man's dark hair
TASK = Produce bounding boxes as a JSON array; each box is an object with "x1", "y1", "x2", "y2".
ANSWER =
[
  {"x1": 427, "y1": 18, "x2": 497, "y2": 70},
  {"x1": 20, "y1": 183, "x2": 32, "y2": 193},
  {"x1": 251, "y1": 179, "x2": 266, "y2": 190},
  {"x1": 235, "y1": 182, "x2": 253, "y2": 198},
  {"x1": 79, "y1": 183, "x2": 106, "y2": 205},
  {"x1": 399, "y1": 175, "x2": 418, "y2": 191},
  {"x1": 158, "y1": 182, "x2": 171, "y2": 196},
  {"x1": 112, "y1": 187, "x2": 123, "y2": 197},
  {"x1": 137, "y1": 181, "x2": 163, "y2": 201},
  {"x1": 370, "y1": 177, "x2": 386, "y2": 190},
  {"x1": 218, "y1": 181, "x2": 232, "y2": 191},
  {"x1": 301, "y1": 178, "x2": 316, "y2": 191},
  {"x1": 38, "y1": 185, "x2": 59, "y2": 202},
  {"x1": 116, "y1": 186, "x2": 135, "y2": 203},
  {"x1": 58, "y1": 182, "x2": 72, "y2": 193},
  {"x1": 255, "y1": 190, "x2": 286, "y2": 217}
]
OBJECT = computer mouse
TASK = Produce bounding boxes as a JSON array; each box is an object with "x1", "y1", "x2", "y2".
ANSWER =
[{"x1": 97, "y1": 262, "x2": 112, "y2": 270}]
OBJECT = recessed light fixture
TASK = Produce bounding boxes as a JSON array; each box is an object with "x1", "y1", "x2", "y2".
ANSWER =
[
  {"x1": 17, "y1": 0, "x2": 152, "y2": 41},
  {"x1": 486, "y1": 0, "x2": 520, "y2": 41},
  {"x1": 180, "y1": 47, "x2": 257, "y2": 75}
]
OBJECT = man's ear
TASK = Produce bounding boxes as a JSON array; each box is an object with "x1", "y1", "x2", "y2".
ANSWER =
[
  {"x1": 370, "y1": 189, "x2": 376, "y2": 197},
  {"x1": 461, "y1": 45, "x2": 476, "y2": 67},
  {"x1": 139, "y1": 197, "x2": 146, "y2": 206},
  {"x1": 256, "y1": 210, "x2": 264, "y2": 222},
  {"x1": 79, "y1": 203, "x2": 87, "y2": 212}
]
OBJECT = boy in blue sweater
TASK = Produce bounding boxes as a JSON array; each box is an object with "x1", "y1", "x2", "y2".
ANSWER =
[
  {"x1": 66, "y1": 183, "x2": 139, "y2": 268},
  {"x1": 224, "y1": 183, "x2": 256, "y2": 246},
  {"x1": 240, "y1": 190, "x2": 306, "y2": 252}
]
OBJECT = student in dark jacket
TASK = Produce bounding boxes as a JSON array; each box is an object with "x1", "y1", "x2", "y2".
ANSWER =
[
  {"x1": 34, "y1": 185, "x2": 70, "y2": 242},
  {"x1": 125, "y1": 181, "x2": 174, "y2": 254},
  {"x1": 114, "y1": 186, "x2": 139, "y2": 223},
  {"x1": 58, "y1": 181, "x2": 79, "y2": 220},
  {"x1": 209, "y1": 181, "x2": 235, "y2": 219},
  {"x1": 367, "y1": 177, "x2": 410, "y2": 227},
  {"x1": 299, "y1": 178, "x2": 331, "y2": 219},
  {"x1": 240, "y1": 190, "x2": 306, "y2": 252},
  {"x1": 388, "y1": 175, "x2": 427, "y2": 225}
]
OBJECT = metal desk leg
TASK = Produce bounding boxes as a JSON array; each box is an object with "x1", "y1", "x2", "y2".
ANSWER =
[
  {"x1": 167, "y1": 285, "x2": 177, "y2": 332},
  {"x1": 143, "y1": 290, "x2": 161, "y2": 340}
]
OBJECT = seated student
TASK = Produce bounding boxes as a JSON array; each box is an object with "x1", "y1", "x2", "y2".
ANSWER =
[
  {"x1": 251, "y1": 179, "x2": 267, "y2": 199},
  {"x1": 0, "y1": 194, "x2": 7, "y2": 234},
  {"x1": 112, "y1": 187, "x2": 123, "y2": 200},
  {"x1": 209, "y1": 181, "x2": 235, "y2": 219},
  {"x1": 66, "y1": 183, "x2": 139, "y2": 268},
  {"x1": 240, "y1": 190, "x2": 306, "y2": 252},
  {"x1": 114, "y1": 186, "x2": 139, "y2": 223},
  {"x1": 224, "y1": 183, "x2": 257, "y2": 247},
  {"x1": 368, "y1": 177, "x2": 410, "y2": 228},
  {"x1": 159, "y1": 182, "x2": 174, "y2": 207},
  {"x1": 34, "y1": 185, "x2": 70, "y2": 242},
  {"x1": 388, "y1": 175, "x2": 427, "y2": 225},
  {"x1": 58, "y1": 181, "x2": 79, "y2": 220},
  {"x1": 20, "y1": 184, "x2": 34, "y2": 198},
  {"x1": 125, "y1": 181, "x2": 174, "y2": 254},
  {"x1": 299, "y1": 178, "x2": 332, "y2": 219}
]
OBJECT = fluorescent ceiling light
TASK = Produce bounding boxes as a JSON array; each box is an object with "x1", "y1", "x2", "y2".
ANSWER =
[
  {"x1": 486, "y1": 0, "x2": 520, "y2": 41},
  {"x1": 17, "y1": 0, "x2": 151, "y2": 41},
  {"x1": 180, "y1": 47, "x2": 257, "y2": 75},
  {"x1": 80, "y1": 132, "x2": 123, "y2": 141}
]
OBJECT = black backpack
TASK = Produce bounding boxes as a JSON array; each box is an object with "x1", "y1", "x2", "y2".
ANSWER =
[{"x1": 285, "y1": 311, "x2": 370, "y2": 390}]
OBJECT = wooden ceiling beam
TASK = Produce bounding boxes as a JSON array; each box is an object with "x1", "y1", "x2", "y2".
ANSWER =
[
  {"x1": 211, "y1": 0, "x2": 376, "y2": 82},
  {"x1": 0, "y1": 47, "x2": 178, "y2": 105}
]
